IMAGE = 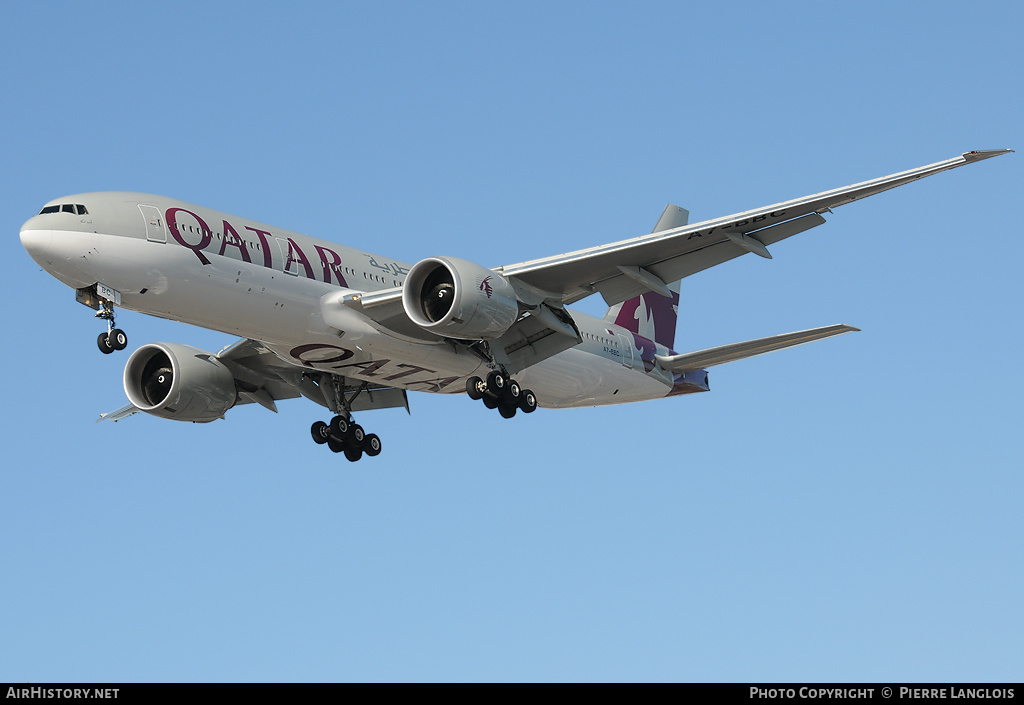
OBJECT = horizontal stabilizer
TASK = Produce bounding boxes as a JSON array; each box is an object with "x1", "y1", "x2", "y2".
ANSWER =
[
  {"x1": 97, "y1": 404, "x2": 140, "y2": 422},
  {"x1": 656, "y1": 324, "x2": 859, "y2": 373}
]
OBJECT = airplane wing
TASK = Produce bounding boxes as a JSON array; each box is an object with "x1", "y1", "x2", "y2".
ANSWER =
[
  {"x1": 99, "y1": 338, "x2": 409, "y2": 421},
  {"x1": 499, "y1": 149, "x2": 1012, "y2": 306}
]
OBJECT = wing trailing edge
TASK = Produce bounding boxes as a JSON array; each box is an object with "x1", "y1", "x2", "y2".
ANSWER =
[{"x1": 656, "y1": 324, "x2": 859, "y2": 373}]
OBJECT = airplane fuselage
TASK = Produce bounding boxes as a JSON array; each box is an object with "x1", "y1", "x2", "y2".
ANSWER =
[{"x1": 20, "y1": 192, "x2": 707, "y2": 409}]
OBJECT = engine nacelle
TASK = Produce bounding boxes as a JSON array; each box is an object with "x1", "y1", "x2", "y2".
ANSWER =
[
  {"x1": 402, "y1": 256, "x2": 519, "y2": 339},
  {"x1": 124, "y1": 343, "x2": 237, "y2": 423}
]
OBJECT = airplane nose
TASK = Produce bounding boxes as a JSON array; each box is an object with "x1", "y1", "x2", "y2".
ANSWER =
[
  {"x1": 20, "y1": 224, "x2": 53, "y2": 264},
  {"x1": 20, "y1": 221, "x2": 94, "y2": 289}
]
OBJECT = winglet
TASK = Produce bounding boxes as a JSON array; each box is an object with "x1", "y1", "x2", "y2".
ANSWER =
[{"x1": 962, "y1": 149, "x2": 1013, "y2": 163}]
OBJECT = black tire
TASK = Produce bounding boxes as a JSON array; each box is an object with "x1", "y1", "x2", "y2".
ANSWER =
[
  {"x1": 344, "y1": 447, "x2": 363, "y2": 462},
  {"x1": 498, "y1": 402, "x2": 517, "y2": 419},
  {"x1": 350, "y1": 424, "x2": 365, "y2": 444},
  {"x1": 519, "y1": 389, "x2": 538, "y2": 413},
  {"x1": 327, "y1": 437, "x2": 346, "y2": 453},
  {"x1": 482, "y1": 394, "x2": 499, "y2": 409},
  {"x1": 330, "y1": 415, "x2": 349, "y2": 437},
  {"x1": 486, "y1": 371, "x2": 506, "y2": 397},
  {"x1": 505, "y1": 379, "x2": 522, "y2": 403},
  {"x1": 109, "y1": 328, "x2": 128, "y2": 350},
  {"x1": 97, "y1": 332, "x2": 115, "y2": 354},
  {"x1": 466, "y1": 376, "x2": 484, "y2": 400},
  {"x1": 364, "y1": 434, "x2": 382, "y2": 457},
  {"x1": 311, "y1": 421, "x2": 330, "y2": 444}
]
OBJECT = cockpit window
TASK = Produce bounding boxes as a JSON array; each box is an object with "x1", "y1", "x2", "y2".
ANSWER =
[{"x1": 38, "y1": 203, "x2": 89, "y2": 215}]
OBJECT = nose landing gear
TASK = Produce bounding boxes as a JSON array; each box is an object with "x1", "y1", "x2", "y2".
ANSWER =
[{"x1": 93, "y1": 296, "x2": 127, "y2": 354}]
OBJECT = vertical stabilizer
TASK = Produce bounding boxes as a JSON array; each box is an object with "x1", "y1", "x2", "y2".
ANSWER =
[{"x1": 603, "y1": 204, "x2": 687, "y2": 349}]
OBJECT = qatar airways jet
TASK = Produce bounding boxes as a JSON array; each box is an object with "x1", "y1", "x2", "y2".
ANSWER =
[{"x1": 20, "y1": 150, "x2": 1011, "y2": 461}]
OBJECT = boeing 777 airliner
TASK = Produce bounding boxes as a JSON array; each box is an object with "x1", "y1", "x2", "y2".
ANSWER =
[{"x1": 20, "y1": 150, "x2": 1011, "y2": 461}]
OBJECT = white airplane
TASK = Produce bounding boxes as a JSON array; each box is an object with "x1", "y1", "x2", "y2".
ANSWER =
[{"x1": 20, "y1": 150, "x2": 1011, "y2": 461}]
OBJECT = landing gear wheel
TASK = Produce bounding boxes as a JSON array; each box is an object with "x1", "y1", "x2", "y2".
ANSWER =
[
  {"x1": 344, "y1": 447, "x2": 363, "y2": 462},
  {"x1": 486, "y1": 371, "x2": 506, "y2": 397},
  {"x1": 327, "y1": 437, "x2": 346, "y2": 453},
  {"x1": 482, "y1": 394, "x2": 499, "y2": 409},
  {"x1": 364, "y1": 434, "x2": 382, "y2": 457},
  {"x1": 350, "y1": 424, "x2": 365, "y2": 444},
  {"x1": 311, "y1": 421, "x2": 330, "y2": 444},
  {"x1": 97, "y1": 332, "x2": 115, "y2": 354},
  {"x1": 505, "y1": 380, "x2": 522, "y2": 403},
  {"x1": 466, "y1": 376, "x2": 485, "y2": 400},
  {"x1": 109, "y1": 328, "x2": 128, "y2": 350},
  {"x1": 498, "y1": 402, "x2": 517, "y2": 419},
  {"x1": 519, "y1": 389, "x2": 538, "y2": 413},
  {"x1": 330, "y1": 415, "x2": 349, "y2": 437}
]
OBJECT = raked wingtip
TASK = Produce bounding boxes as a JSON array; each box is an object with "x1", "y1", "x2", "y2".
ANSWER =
[{"x1": 962, "y1": 149, "x2": 1013, "y2": 162}]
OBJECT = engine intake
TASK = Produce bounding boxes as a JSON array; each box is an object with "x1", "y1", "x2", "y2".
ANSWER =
[
  {"x1": 402, "y1": 256, "x2": 519, "y2": 339},
  {"x1": 124, "y1": 343, "x2": 237, "y2": 422}
]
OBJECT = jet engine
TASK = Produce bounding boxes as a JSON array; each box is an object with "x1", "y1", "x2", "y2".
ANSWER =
[
  {"x1": 123, "y1": 343, "x2": 238, "y2": 423},
  {"x1": 402, "y1": 256, "x2": 519, "y2": 339}
]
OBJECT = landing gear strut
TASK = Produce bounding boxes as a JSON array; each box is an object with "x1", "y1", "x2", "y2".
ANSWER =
[
  {"x1": 95, "y1": 299, "x2": 127, "y2": 354},
  {"x1": 466, "y1": 371, "x2": 537, "y2": 418}
]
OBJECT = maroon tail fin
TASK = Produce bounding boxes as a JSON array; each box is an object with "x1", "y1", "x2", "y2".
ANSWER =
[{"x1": 606, "y1": 285, "x2": 680, "y2": 349}]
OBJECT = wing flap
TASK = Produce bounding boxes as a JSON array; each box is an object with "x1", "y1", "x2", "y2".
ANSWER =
[
  {"x1": 490, "y1": 309, "x2": 581, "y2": 375},
  {"x1": 594, "y1": 213, "x2": 827, "y2": 306},
  {"x1": 349, "y1": 386, "x2": 409, "y2": 413},
  {"x1": 656, "y1": 324, "x2": 859, "y2": 373}
]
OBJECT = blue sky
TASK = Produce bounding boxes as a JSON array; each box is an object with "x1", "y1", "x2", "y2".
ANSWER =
[{"x1": 1, "y1": 1, "x2": 1020, "y2": 682}]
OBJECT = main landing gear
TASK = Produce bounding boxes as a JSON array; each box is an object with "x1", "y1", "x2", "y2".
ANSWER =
[
  {"x1": 466, "y1": 371, "x2": 538, "y2": 419},
  {"x1": 310, "y1": 415, "x2": 382, "y2": 462},
  {"x1": 311, "y1": 376, "x2": 383, "y2": 462},
  {"x1": 95, "y1": 300, "x2": 127, "y2": 355}
]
